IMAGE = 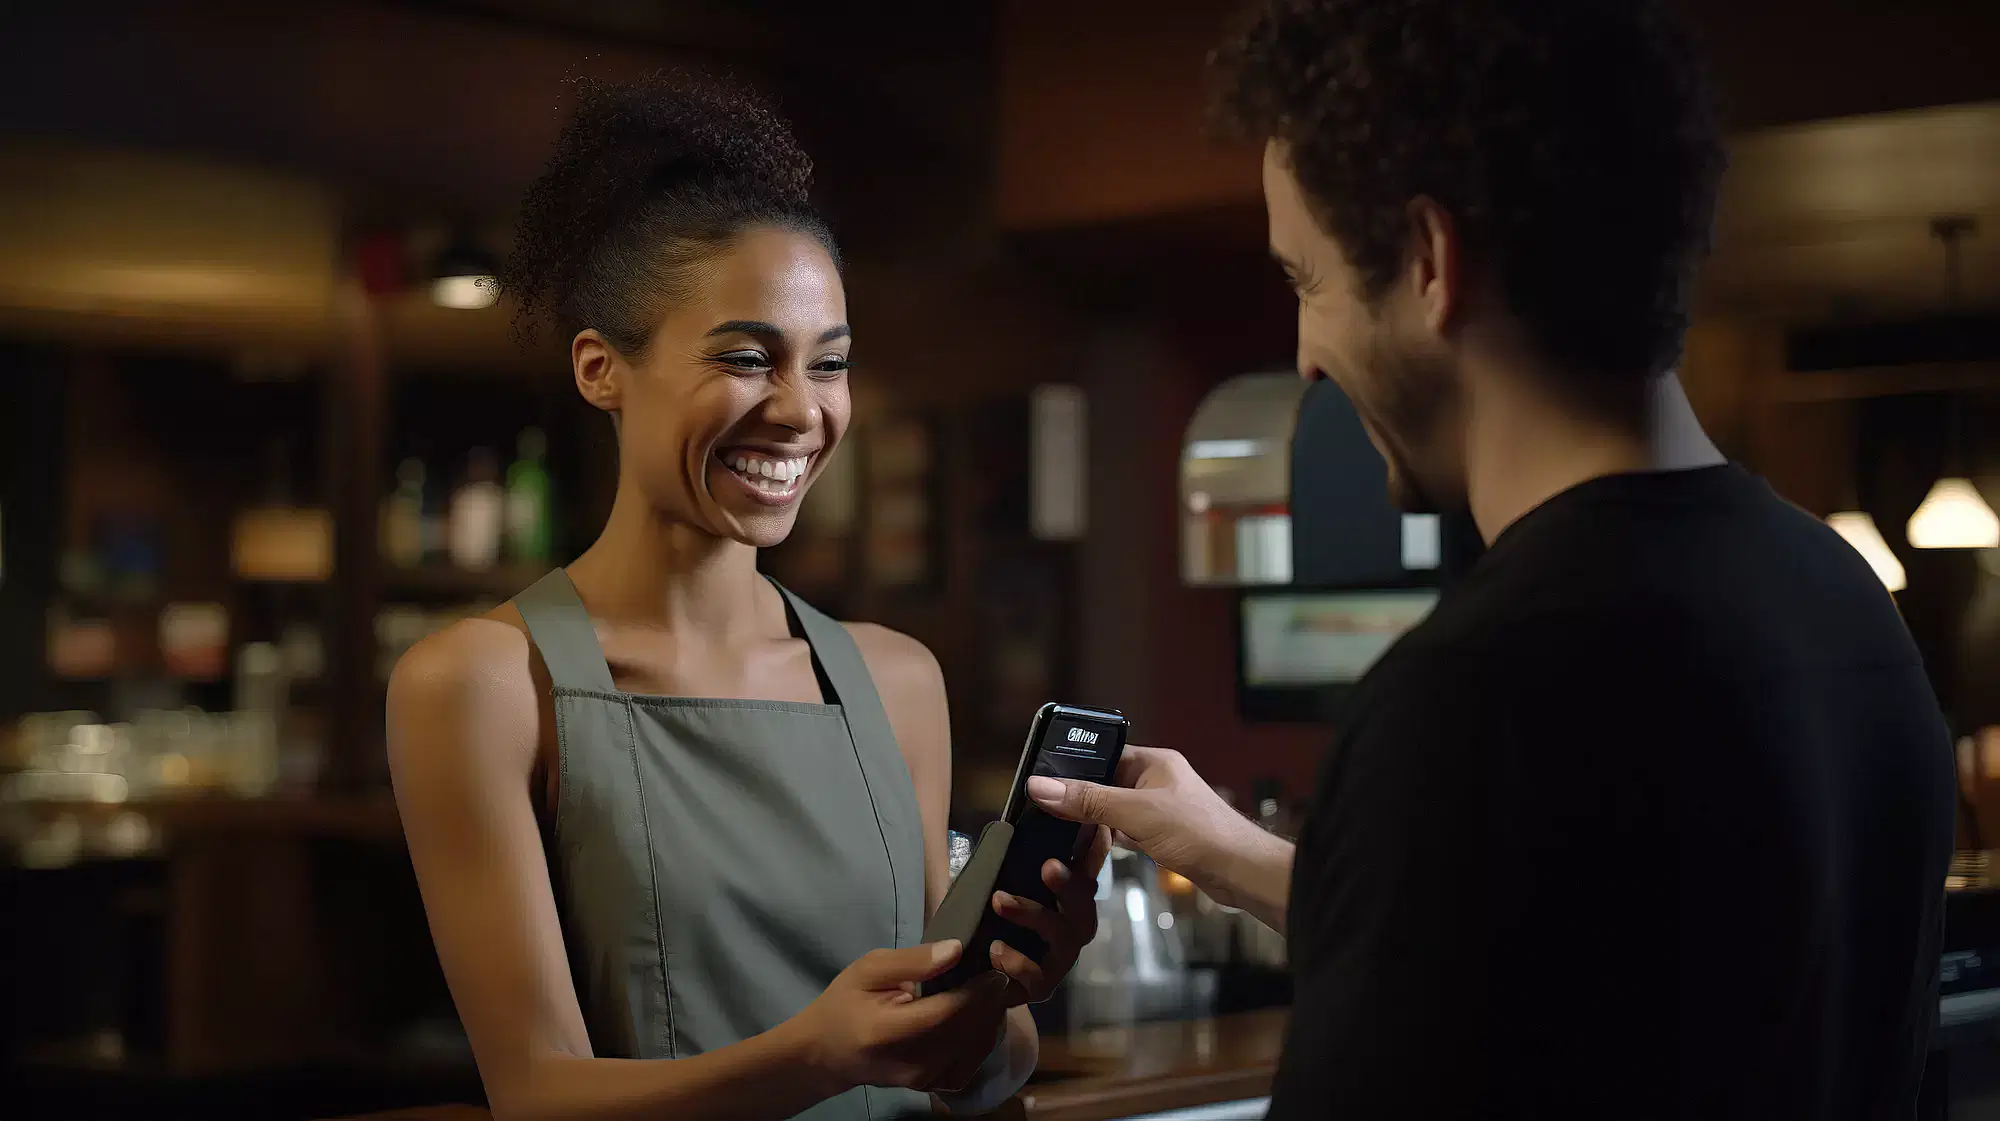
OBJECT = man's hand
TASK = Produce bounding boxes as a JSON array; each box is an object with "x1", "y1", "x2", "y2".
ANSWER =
[
  {"x1": 1025, "y1": 746, "x2": 1295, "y2": 931},
  {"x1": 988, "y1": 825, "x2": 1110, "y2": 1005}
]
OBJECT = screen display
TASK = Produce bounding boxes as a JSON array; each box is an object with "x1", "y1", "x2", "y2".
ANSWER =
[
  {"x1": 1033, "y1": 718, "x2": 1120, "y2": 783},
  {"x1": 1242, "y1": 589, "x2": 1438, "y2": 686}
]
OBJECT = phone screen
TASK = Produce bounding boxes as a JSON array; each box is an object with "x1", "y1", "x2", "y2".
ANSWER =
[
  {"x1": 1034, "y1": 717, "x2": 1120, "y2": 783},
  {"x1": 1004, "y1": 707, "x2": 1124, "y2": 822}
]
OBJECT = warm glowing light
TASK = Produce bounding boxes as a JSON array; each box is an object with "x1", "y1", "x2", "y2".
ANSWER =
[
  {"x1": 429, "y1": 273, "x2": 497, "y2": 310},
  {"x1": 1907, "y1": 478, "x2": 2000, "y2": 550},
  {"x1": 1826, "y1": 511, "x2": 1906, "y2": 592}
]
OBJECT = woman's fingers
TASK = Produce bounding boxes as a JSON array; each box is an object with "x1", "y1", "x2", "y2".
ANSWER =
[
  {"x1": 989, "y1": 938, "x2": 1046, "y2": 1002},
  {"x1": 992, "y1": 890, "x2": 1063, "y2": 943}
]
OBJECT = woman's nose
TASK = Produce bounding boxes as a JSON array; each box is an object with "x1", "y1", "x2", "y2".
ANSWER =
[{"x1": 764, "y1": 369, "x2": 821, "y2": 432}]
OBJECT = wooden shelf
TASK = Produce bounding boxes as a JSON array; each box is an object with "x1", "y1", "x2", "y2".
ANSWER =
[
  {"x1": 4, "y1": 793, "x2": 403, "y2": 841},
  {"x1": 377, "y1": 565, "x2": 545, "y2": 601},
  {"x1": 1772, "y1": 361, "x2": 2000, "y2": 403}
]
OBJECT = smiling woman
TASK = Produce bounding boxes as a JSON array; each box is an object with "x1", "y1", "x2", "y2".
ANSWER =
[{"x1": 382, "y1": 74, "x2": 1074, "y2": 1121}]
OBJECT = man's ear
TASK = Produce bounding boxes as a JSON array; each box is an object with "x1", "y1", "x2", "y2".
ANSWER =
[
  {"x1": 573, "y1": 329, "x2": 623, "y2": 414},
  {"x1": 1405, "y1": 195, "x2": 1460, "y2": 335}
]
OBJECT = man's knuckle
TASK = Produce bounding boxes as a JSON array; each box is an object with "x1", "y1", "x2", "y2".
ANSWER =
[{"x1": 1076, "y1": 784, "x2": 1107, "y2": 819}]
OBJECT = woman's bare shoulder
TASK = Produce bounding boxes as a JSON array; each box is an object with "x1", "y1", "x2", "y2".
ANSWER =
[
  {"x1": 386, "y1": 605, "x2": 543, "y2": 773},
  {"x1": 844, "y1": 622, "x2": 949, "y2": 771},
  {"x1": 843, "y1": 622, "x2": 945, "y2": 708}
]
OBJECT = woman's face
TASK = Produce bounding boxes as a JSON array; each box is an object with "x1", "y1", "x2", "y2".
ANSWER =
[{"x1": 574, "y1": 226, "x2": 851, "y2": 548}]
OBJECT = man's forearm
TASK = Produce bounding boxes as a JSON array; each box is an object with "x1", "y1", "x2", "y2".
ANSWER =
[{"x1": 1196, "y1": 819, "x2": 1294, "y2": 933}]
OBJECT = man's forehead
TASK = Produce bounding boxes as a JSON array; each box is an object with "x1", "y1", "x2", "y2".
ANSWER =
[{"x1": 1260, "y1": 144, "x2": 1310, "y2": 237}]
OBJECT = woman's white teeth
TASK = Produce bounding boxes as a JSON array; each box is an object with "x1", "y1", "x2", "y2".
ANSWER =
[{"x1": 725, "y1": 453, "x2": 807, "y2": 487}]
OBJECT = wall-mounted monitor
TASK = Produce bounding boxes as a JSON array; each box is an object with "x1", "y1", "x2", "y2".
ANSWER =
[{"x1": 1237, "y1": 584, "x2": 1439, "y2": 722}]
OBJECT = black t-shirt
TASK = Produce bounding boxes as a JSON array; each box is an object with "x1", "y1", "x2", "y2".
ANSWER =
[{"x1": 1270, "y1": 465, "x2": 1955, "y2": 1120}]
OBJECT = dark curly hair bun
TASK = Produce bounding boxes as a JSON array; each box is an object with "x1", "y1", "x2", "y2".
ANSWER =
[{"x1": 502, "y1": 71, "x2": 838, "y2": 355}]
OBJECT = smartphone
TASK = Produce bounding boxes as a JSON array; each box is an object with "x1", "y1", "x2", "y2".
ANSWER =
[{"x1": 922, "y1": 702, "x2": 1127, "y2": 994}]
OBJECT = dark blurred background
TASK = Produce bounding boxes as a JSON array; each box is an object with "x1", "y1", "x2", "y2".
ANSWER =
[{"x1": 3, "y1": 1, "x2": 2000, "y2": 1118}]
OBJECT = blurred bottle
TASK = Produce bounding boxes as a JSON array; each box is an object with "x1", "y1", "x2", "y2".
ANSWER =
[
  {"x1": 233, "y1": 440, "x2": 332, "y2": 583},
  {"x1": 449, "y1": 448, "x2": 504, "y2": 571},
  {"x1": 278, "y1": 621, "x2": 323, "y2": 681},
  {"x1": 505, "y1": 428, "x2": 553, "y2": 565},
  {"x1": 1182, "y1": 786, "x2": 1240, "y2": 966},
  {"x1": 159, "y1": 602, "x2": 229, "y2": 680},
  {"x1": 1251, "y1": 777, "x2": 1297, "y2": 840},
  {"x1": 1238, "y1": 778, "x2": 1290, "y2": 968},
  {"x1": 233, "y1": 640, "x2": 287, "y2": 715},
  {"x1": 420, "y1": 468, "x2": 448, "y2": 563},
  {"x1": 228, "y1": 642, "x2": 284, "y2": 798},
  {"x1": 381, "y1": 458, "x2": 427, "y2": 569}
]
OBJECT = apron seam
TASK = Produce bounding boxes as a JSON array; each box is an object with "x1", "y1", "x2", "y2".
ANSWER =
[
  {"x1": 621, "y1": 692, "x2": 678, "y2": 1059},
  {"x1": 835, "y1": 699, "x2": 903, "y2": 949},
  {"x1": 552, "y1": 698, "x2": 571, "y2": 841}
]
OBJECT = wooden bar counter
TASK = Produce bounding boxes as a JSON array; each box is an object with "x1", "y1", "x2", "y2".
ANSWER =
[{"x1": 330, "y1": 1009, "x2": 1288, "y2": 1121}]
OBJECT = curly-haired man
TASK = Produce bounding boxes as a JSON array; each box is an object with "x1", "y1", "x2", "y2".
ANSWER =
[{"x1": 1027, "y1": 2, "x2": 1954, "y2": 1117}]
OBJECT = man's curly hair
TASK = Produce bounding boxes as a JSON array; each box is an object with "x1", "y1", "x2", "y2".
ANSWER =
[
  {"x1": 1213, "y1": 0, "x2": 1726, "y2": 396},
  {"x1": 501, "y1": 73, "x2": 839, "y2": 356}
]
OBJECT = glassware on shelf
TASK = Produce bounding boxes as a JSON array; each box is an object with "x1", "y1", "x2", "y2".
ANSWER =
[
  {"x1": 1065, "y1": 845, "x2": 1199, "y2": 1032},
  {"x1": 449, "y1": 448, "x2": 504, "y2": 571},
  {"x1": 382, "y1": 458, "x2": 428, "y2": 569}
]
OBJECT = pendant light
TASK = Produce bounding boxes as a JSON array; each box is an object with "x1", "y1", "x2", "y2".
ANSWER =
[
  {"x1": 1824, "y1": 395, "x2": 1905, "y2": 592},
  {"x1": 1827, "y1": 511, "x2": 1907, "y2": 591},
  {"x1": 1909, "y1": 478, "x2": 1999, "y2": 549},
  {"x1": 429, "y1": 234, "x2": 499, "y2": 310},
  {"x1": 1907, "y1": 216, "x2": 1998, "y2": 550}
]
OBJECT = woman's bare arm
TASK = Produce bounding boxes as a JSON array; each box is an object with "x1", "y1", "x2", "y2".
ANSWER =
[{"x1": 388, "y1": 618, "x2": 842, "y2": 1121}]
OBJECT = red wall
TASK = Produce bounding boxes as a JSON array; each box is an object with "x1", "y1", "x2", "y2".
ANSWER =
[{"x1": 1073, "y1": 239, "x2": 1329, "y2": 807}]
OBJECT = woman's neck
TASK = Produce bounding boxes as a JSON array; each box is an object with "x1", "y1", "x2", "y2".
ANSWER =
[{"x1": 564, "y1": 482, "x2": 769, "y2": 638}]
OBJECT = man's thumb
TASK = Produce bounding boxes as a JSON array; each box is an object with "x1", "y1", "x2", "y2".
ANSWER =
[{"x1": 1026, "y1": 775, "x2": 1126, "y2": 827}]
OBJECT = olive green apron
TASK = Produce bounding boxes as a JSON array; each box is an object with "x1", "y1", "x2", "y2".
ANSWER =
[{"x1": 515, "y1": 569, "x2": 932, "y2": 1120}]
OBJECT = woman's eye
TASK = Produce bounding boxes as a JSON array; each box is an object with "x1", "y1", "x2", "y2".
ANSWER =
[
  {"x1": 717, "y1": 351, "x2": 770, "y2": 371},
  {"x1": 809, "y1": 357, "x2": 852, "y2": 378}
]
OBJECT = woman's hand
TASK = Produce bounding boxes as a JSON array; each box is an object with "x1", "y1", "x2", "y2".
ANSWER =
[
  {"x1": 986, "y1": 825, "x2": 1111, "y2": 1005},
  {"x1": 786, "y1": 940, "x2": 1012, "y2": 1096}
]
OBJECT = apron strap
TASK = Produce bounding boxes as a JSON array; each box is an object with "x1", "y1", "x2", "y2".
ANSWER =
[
  {"x1": 769, "y1": 578, "x2": 930, "y2": 950},
  {"x1": 514, "y1": 569, "x2": 619, "y2": 693}
]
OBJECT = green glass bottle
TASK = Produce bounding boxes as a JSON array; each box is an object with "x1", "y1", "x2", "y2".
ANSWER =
[{"x1": 505, "y1": 428, "x2": 553, "y2": 564}]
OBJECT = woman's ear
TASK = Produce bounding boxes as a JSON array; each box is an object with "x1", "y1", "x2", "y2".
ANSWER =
[{"x1": 573, "y1": 329, "x2": 624, "y2": 414}]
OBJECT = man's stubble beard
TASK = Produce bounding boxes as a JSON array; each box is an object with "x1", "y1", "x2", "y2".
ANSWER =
[{"x1": 1366, "y1": 333, "x2": 1464, "y2": 517}]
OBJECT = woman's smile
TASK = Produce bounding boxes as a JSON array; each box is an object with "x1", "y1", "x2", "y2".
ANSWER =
[{"x1": 713, "y1": 445, "x2": 815, "y2": 506}]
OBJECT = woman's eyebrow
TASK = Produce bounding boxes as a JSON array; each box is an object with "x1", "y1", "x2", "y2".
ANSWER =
[{"x1": 704, "y1": 321, "x2": 851, "y2": 346}]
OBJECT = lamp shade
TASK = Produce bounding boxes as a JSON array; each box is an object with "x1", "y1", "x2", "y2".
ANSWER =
[
  {"x1": 429, "y1": 240, "x2": 499, "y2": 310},
  {"x1": 1826, "y1": 511, "x2": 1907, "y2": 592},
  {"x1": 1907, "y1": 477, "x2": 2000, "y2": 550}
]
